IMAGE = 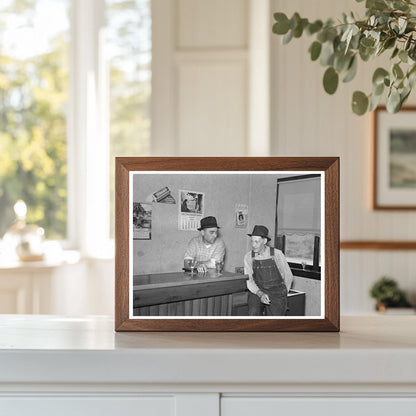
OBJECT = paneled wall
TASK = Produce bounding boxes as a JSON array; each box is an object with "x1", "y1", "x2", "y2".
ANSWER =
[
  {"x1": 150, "y1": 0, "x2": 416, "y2": 315},
  {"x1": 152, "y1": 0, "x2": 249, "y2": 156},
  {"x1": 271, "y1": 0, "x2": 416, "y2": 314}
]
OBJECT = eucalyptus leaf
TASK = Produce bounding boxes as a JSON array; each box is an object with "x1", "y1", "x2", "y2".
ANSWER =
[
  {"x1": 393, "y1": 63, "x2": 404, "y2": 79},
  {"x1": 391, "y1": 47, "x2": 399, "y2": 59},
  {"x1": 352, "y1": 91, "x2": 369, "y2": 115},
  {"x1": 317, "y1": 29, "x2": 329, "y2": 43},
  {"x1": 399, "y1": 49, "x2": 408, "y2": 63},
  {"x1": 320, "y1": 40, "x2": 335, "y2": 66},
  {"x1": 373, "y1": 82, "x2": 385, "y2": 96},
  {"x1": 334, "y1": 52, "x2": 349, "y2": 72},
  {"x1": 323, "y1": 67, "x2": 339, "y2": 94},
  {"x1": 282, "y1": 29, "x2": 294, "y2": 44},
  {"x1": 293, "y1": 18, "x2": 308, "y2": 38},
  {"x1": 369, "y1": 92, "x2": 383, "y2": 111},
  {"x1": 360, "y1": 37, "x2": 375, "y2": 48},
  {"x1": 401, "y1": 88, "x2": 411, "y2": 104},
  {"x1": 307, "y1": 20, "x2": 323, "y2": 35},
  {"x1": 273, "y1": 13, "x2": 290, "y2": 35},
  {"x1": 366, "y1": 0, "x2": 388, "y2": 10},
  {"x1": 405, "y1": 34, "x2": 413, "y2": 51},
  {"x1": 408, "y1": 71, "x2": 416, "y2": 88},
  {"x1": 342, "y1": 56, "x2": 358, "y2": 82},
  {"x1": 393, "y1": 0, "x2": 409, "y2": 12},
  {"x1": 383, "y1": 37, "x2": 396, "y2": 50},
  {"x1": 289, "y1": 12, "x2": 301, "y2": 33},
  {"x1": 386, "y1": 87, "x2": 401, "y2": 112},
  {"x1": 398, "y1": 17, "x2": 407, "y2": 34},
  {"x1": 372, "y1": 67, "x2": 389, "y2": 85},
  {"x1": 409, "y1": 44, "x2": 416, "y2": 60},
  {"x1": 359, "y1": 44, "x2": 375, "y2": 61},
  {"x1": 408, "y1": 63, "x2": 416, "y2": 77},
  {"x1": 309, "y1": 41, "x2": 322, "y2": 61}
]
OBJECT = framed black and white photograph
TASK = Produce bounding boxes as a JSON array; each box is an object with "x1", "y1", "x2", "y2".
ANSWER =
[
  {"x1": 373, "y1": 106, "x2": 416, "y2": 209},
  {"x1": 115, "y1": 157, "x2": 339, "y2": 332}
]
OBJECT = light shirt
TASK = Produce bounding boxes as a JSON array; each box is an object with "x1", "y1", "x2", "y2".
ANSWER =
[
  {"x1": 244, "y1": 246, "x2": 293, "y2": 294},
  {"x1": 184, "y1": 235, "x2": 225, "y2": 268}
]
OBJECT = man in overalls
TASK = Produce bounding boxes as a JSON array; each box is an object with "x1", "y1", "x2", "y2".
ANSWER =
[{"x1": 244, "y1": 225, "x2": 293, "y2": 316}]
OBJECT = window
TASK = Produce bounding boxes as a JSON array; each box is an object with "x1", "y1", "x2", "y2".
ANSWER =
[
  {"x1": 0, "y1": 0, "x2": 151, "y2": 253},
  {"x1": 276, "y1": 174, "x2": 322, "y2": 270},
  {"x1": 0, "y1": 0, "x2": 70, "y2": 239},
  {"x1": 106, "y1": 0, "x2": 151, "y2": 237}
]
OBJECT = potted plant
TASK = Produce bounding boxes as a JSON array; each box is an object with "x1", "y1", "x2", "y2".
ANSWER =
[{"x1": 369, "y1": 276, "x2": 412, "y2": 312}]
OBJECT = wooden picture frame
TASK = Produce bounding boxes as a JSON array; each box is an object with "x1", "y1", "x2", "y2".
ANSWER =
[
  {"x1": 373, "y1": 106, "x2": 416, "y2": 210},
  {"x1": 115, "y1": 157, "x2": 339, "y2": 332}
]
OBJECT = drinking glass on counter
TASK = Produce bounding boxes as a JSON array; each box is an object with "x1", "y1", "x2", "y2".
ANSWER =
[
  {"x1": 190, "y1": 258, "x2": 197, "y2": 274},
  {"x1": 215, "y1": 260, "x2": 223, "y2": 275}
]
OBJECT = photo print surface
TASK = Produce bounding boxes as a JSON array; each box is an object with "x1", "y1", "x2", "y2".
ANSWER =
[{"x1": 129, "y1": 171, "x2": 325, "y2": 320}]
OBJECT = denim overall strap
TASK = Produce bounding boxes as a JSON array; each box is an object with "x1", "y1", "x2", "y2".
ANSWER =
[
  {"x1": 252, "y1": 247, "x2": 284, "y2": 291},
  {"x1": 248, "y1": 247, "x2": 288, "y2": 316}
]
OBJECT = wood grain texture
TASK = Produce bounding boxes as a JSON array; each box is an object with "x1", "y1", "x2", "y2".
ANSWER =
[
  {"x1": 133, "y1": 275, "x2": 247, "y2": 307},
  {"x1": 341, "y1": 241, "x2": 416, "y2": 250},
  {"x1": 115, "y1": 157, "x2": 340, "y2": 332}
]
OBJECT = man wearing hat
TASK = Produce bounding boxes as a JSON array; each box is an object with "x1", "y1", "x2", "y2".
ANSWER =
[
  {"x1": 184, "y1": 216, "x2": 225, "y2": 273},
  {"x1": 244, "y1": 225, "x2": 293, "y2": 316}
]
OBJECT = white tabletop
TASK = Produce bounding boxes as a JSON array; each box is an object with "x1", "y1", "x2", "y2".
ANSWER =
[{"x1": 0, "y1": 315, "x2": 415, "y2": 388}]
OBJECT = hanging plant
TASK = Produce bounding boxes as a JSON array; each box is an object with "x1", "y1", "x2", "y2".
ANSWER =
[{"x1": 273, "y1": 0, "x2": 416, "y2": 115}]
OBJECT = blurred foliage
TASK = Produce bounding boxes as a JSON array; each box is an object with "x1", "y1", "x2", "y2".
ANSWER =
[
  {"x1": 0, "y1": 3, "x2": 68, "y2": 238},
  {"x1": 273, "y1": 0, "x2": 416, "y2": 115},
  {"x1": 0, "y1": 0, "x2": 151, "y2": 239},
  {"x1": 369, "y1": 276, "x2": 411, "y2": 307}
]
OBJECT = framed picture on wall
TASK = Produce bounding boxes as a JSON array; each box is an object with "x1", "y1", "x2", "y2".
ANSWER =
[
  {"x1": 373, "y1": 106, "x2": 416, "y2": 209},
  {"x1": 115, "y1": 157, "x2": 340, "y2": 332}
]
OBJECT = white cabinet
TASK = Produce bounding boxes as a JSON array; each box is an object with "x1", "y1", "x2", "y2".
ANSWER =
[
  {"x1": 1, "y1": 315, "x2": 416, "y2": 415},
  {"x1": 1, "y1": 397, "x2": 175, "y2": 416},
  {"x1": 222, "y1": 398, "x2": 416, "y2": 416},
  {"x1": 0, "y1": 256, "x2": 114, "y2": 315}
]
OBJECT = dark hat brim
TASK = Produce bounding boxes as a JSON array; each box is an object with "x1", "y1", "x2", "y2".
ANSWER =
[
  {"x1": 198, "y1": 225, "x2": 221, "y2": 231},
  {"x1": 247, "y1": 233, "x2": 271, "y2": 241}
]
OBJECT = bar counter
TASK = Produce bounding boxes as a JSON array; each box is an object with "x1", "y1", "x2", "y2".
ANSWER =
[{"x1": 133, "y1": 270, "x2": 248, "y2": 316}]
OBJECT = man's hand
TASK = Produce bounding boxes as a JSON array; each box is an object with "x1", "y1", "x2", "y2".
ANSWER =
[
  {"x1": 260, "y1": 293, "x2": 271, "y2": 304},
  {"x1": 256, "y1": 290, "x2": 271, "y2": 304},
  {"x1": 197, "y1": 263, "x2": 207, "y2": 273}
]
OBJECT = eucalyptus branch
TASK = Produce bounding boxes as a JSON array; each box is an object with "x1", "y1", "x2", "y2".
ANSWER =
[{"x1": 272, "y1": 0, "x2": 416, "y2": 114}]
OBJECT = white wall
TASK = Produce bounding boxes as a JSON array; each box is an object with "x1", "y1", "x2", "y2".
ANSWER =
[
  {"x1": 152, "y1": 0, "x2": 250, "y2": 156},
  {"x1": 25, "y1": 0, "x2": 415, "y2": 316},
  {"x1": 271, "y1": 0, "x2": 416, "y2": 314}
]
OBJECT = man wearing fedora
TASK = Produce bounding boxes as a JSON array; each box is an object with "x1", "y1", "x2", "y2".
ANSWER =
[
  {"x1": 244, "y1": 225, "x2": 293, "y2": 316},
  {"x1": 184, "y1": 216, "x2": 225, "y2": 273}
]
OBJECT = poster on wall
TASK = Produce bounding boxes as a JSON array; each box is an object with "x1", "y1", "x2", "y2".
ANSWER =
[
  {"x1": 132, "y1": 202, "x2": 152, "y2": 240},
  {"x1": 178, "y1": 190, "x2": 204, "y2": 230},
  {"x1": 235, "y1": 204, "x2": 248, "y2": 228}
]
